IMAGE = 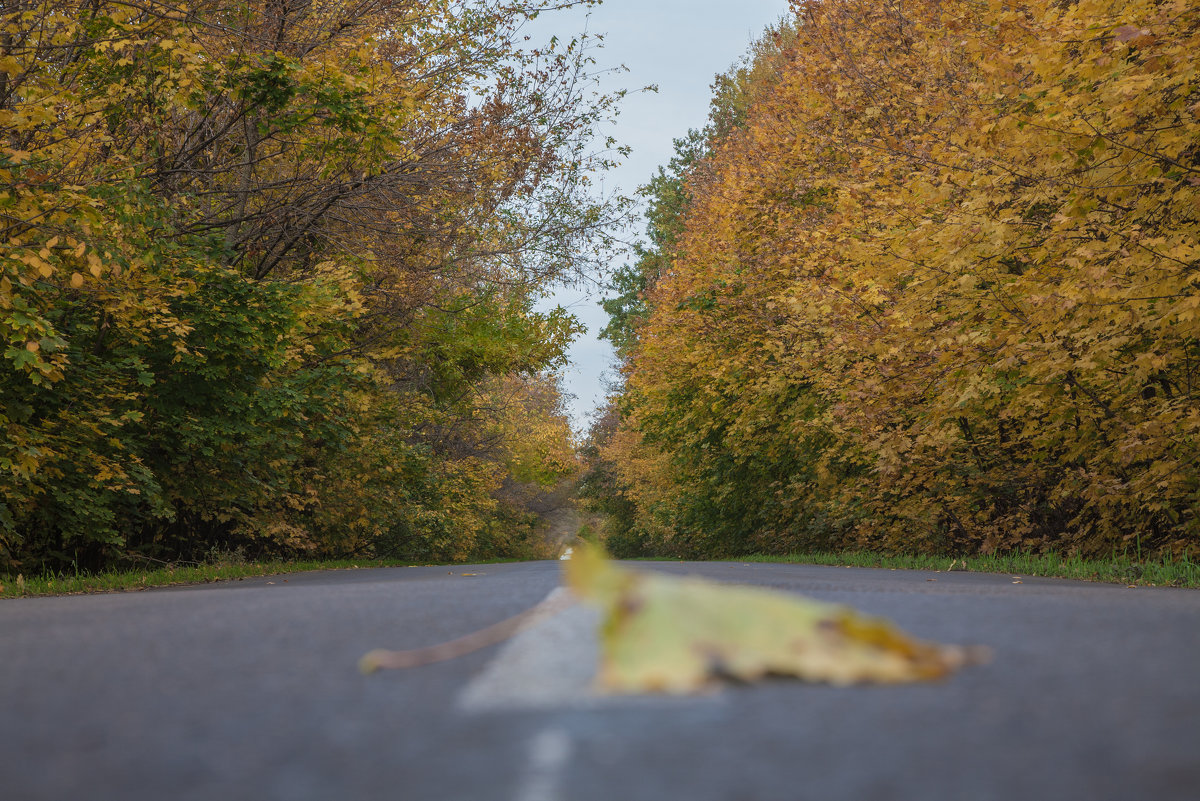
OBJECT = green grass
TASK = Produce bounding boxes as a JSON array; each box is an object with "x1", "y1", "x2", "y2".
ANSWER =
[
  {"x1": 735, "y1": 550, "x2": 1200, "y2": 588},
  {"x1": 9, "y1": 548, "x2": 1197, "y2": 598},
  {"x1": 0, "y1": 557, "x2": 519, "y2": 600}
]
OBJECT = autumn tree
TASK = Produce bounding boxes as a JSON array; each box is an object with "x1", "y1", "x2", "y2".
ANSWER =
[
  {"x1": 1, "y1": 0, "x2": 625, "y2": 571},
  {"x1": 601, "y1": 0, "x2": 1199, "y2": 559}
]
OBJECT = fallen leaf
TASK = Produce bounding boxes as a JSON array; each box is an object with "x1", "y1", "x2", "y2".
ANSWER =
[{"x1": 564, "y1": 544, "x2": 986, "y2": 694}]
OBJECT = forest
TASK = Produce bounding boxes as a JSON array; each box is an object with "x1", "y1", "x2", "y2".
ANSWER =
[
  {"x1": 1, "y1": 0, "x2": 616, "y2": 573},
  {"x1": 584, "y1": 0, "x2": 1200, "y2": 561},
  {"x1": 5, "y1": 0, "x2": 1198, "y2": 577}
]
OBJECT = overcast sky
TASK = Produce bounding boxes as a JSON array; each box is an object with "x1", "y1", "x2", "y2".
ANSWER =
[{"x1": 528, "y1": 0, "x2": 794, "y2": 432}]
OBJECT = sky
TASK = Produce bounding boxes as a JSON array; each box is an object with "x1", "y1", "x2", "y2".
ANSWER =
[{"x1": 526, "y1": 0, "x2": 794, "y2": 432}]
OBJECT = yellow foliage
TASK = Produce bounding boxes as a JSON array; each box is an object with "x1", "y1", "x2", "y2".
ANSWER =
[
  {"x1": 2, "y1": 0, "x2": 619, "y2": 571},
  {"x1": 610, "y1": 0, "x2": 1200, "y2": 557}
]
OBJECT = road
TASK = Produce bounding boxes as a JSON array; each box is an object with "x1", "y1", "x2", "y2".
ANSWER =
[{"x1": 3, "y1": 560, "x2": 1199, "y2": 800}]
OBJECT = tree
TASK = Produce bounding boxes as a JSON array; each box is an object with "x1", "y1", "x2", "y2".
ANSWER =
[
  {"x1": 602, "y1": 0, "x2": 1200, "y2": 559},
  {"x1": 1, "y1": 0, "x2": 625, "y2": 572}
]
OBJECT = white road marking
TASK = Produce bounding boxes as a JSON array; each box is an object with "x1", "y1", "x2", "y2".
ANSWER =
[
  {"x1": 514, "y1": 727, "x2": 573, "y2": 801},
  {"x1": 456, "y1": 589, "x2": 601, "y2": 711},
  {"x1": 456, "y1": 587, "x2": 725, "y2": 712}
]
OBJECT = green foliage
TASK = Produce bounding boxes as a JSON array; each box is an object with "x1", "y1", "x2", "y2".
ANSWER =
[
  {"x1": 600, "y1": 128, "x2": 706, "y2": 357},
  {"x1": 1, "y1": 0, "x2": 623, "y2": 574},
  {"x1": 576, "y1": 402, "x2": 645, "y2": 557},
  {"x1": 1, "y1": 184, "x2": 370, "y2": 568}
]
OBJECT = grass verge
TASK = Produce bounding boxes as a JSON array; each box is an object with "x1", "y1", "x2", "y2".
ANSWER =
[
  {"x1": 9, "y1": 550, "x2": 1197, "y2": 598},
  {"x1": 0, "y1": 557, "x2": 518, "y2": 600},
  {"x1": 737, "y1": 550, "x2": 1200, "y2": 588}
]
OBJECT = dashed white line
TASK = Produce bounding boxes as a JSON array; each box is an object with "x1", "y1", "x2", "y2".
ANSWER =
[{"x1": 514, "y1": 727, "x2": 573, "y2": 801}]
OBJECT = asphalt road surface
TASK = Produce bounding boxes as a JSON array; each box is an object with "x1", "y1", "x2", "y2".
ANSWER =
[{"x1": 4, "y1": 560, "x2": 1199, "y2": 801}]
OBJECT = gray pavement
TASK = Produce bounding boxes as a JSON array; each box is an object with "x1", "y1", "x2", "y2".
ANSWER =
[{"x1": 2, "y1": 560, "x2": 1198, "y2": 800}]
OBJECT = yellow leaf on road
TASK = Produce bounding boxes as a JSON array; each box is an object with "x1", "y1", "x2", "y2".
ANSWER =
[{"x1": 565, "y1": 544, "x2": 986, "y2": 694}]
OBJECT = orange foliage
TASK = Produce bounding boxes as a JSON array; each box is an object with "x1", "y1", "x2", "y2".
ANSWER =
[{"x1": 607, "y1": 0, "x2": 1200, "y2": 558}]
